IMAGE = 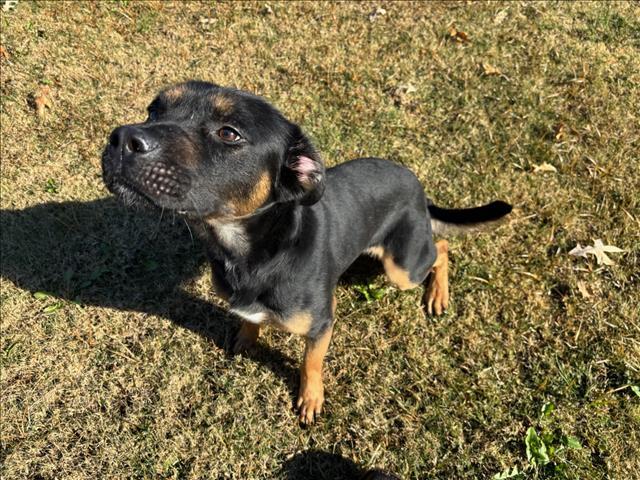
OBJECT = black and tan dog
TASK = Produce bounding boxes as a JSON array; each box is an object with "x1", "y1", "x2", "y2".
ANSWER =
[{"x1": 102, "y1": 81, "x2": 511, "y2": 424}]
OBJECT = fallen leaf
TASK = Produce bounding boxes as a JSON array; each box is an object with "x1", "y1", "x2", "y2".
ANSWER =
[
  {"x1": 2, "y1": 0, "x2": 18, "y2": 12},
  {"x1": 448, "y1": 25, "x2": 469, "y2": 43},
  {"x1": 397, "y1": 83, "x2": 416, "y2": 94},
  {"x1": 261, "y1": 4, "x2": 273, "y2": 15},
  {"x1": 533, "y1": 162, "x2": 557, "y2": 173},
  {"x1": 0, "y1": 45, "x2": 9, "y2": 61},
  {"x1": 369, "y1": 6, "x2": 386, "y2": 22},
  {"x1": 576, "y1": 281, "x2": 591, "y2": 299},
  {"x1": 591, "y1": 239, "x2": 624, "y2": 265},
  {"x1": 33, "y1": 85, "x2": 53, "y2": 117},
  {"x1": 569, "y1": 239, "x2": 624, "y2": 265},
  {"x1": 554, "y1": 123, "x2": 567, "y2": 141},
  {"x1": 388, "y1": 83, "x2": 417, "y2": 108},
  {"x1": 568, "y1": 243, "x2": 589, "y2": 258},
  {"x1": 482, "y1": 62, "x2": 501, "y2": 76},
  {"x1": 198, "y1": 16, "x2": 216, "y2": 30},
  {"x1": 494, "y1": 9, "x2": 508, "y2": 25}
]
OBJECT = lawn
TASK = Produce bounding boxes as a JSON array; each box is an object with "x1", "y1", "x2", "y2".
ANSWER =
[{"x1": 1, "y1": 1, "x2": 639, "y2": 479}]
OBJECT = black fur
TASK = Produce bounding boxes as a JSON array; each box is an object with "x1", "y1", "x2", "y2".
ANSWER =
[{"x1": 102, "y1": 80, "x2": 511, "y2": 419}]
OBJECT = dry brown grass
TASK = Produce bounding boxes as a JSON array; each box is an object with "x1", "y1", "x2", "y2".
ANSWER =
[{"x1": 1, "y1": 1, "x2": 639, "y2": 479}]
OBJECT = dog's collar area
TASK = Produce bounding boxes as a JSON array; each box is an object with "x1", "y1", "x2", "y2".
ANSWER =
[
  {"x1": 230, "y1": 201, "x2": 277, "y2": 220},
  {"x1": 177, "y1": 200, "x2": 276, "y2": 221}
]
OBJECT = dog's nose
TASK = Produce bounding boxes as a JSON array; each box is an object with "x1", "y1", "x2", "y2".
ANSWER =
[{"x1": 109, "y1": 126, "x2": 157, "y2": 155}]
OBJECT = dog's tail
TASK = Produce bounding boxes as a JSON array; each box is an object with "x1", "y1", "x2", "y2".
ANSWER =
[{"x1": 429, "y1": 200, "x2": 512, "y2": 236}]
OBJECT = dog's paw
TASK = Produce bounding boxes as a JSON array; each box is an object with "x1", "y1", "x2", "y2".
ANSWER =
[
  {"x1": 424, "y1": 273, "x2": 449, "y2": 316},
  {"x1": 297, "y1": 378, "x2": 324, "y2": 424}
]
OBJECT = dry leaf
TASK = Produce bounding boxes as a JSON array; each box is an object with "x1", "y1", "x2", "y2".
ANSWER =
[
  {"x1": 448, "y1": 25, "x2": 469, "y2": 43},
  {"x1": 576, "y1": 281, "x2": 591, "y2": 299},
  {"x1": 569, "y1": 243, "x2": 589, "y2": 258},
  {"x1": 494, "y1": 9, "x2": 508, "y2": 25},
  {"x1": 533, "y1": 163, "x2": 557, "y2": 173},
  {"x1": 569, "y1": 239, "x2": 624, "y2": 265},
  {"x1": 554, "y1": 123, "x2": 567, "y2": 141},
  {"x1": 482, "y1": 62, "x2": 501, "y2": 76},
  {"x1": 33, "y1": 85, "x2": 53, "y2": 117},
  {"x1": 369, "y1": 6, "x2": 386, "y2": 22},
  {"x1": 198, "y1": 16, "x2": 217, "y2": 30},
  {"x1": 396, "y1": 83, "x2": 416, "y2": 94},
  {"x1": 0, "y1": 45, "x2": 9, "y2": 61},
  {"x1": 389, "y1": 83, "x2": 417, "y2": 108},
  {"x1": 2, "y1": 1, "x2": 18, "y2": 12}
]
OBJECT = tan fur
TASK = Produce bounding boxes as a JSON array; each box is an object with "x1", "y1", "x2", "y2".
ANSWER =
[
  {"x1": 276, "y1": 311, "x2": 313, "y2": 336},
  {"x1": 424, "y1": 239, "x2": 449, "y2": 315},
  {"x1": 163, "y1": 85, "x2": 186, "y2": 102},
  {"x1": 211, "y1": 94, "x2": 235, "y2": 115},
  {"x1": 233, "y1": 321, "x2": 260, "y2": 353},
  {"x1": 298, "y1": 324, "x2": 333, "y2": 423},
  {"x1": 365, "y1": 246, "x2": 419, "y2": 290},
  {"x1": 175, "y1": 135, "x2": 199, "y2": 167},
  {"x1": 229, "y1": 172, "x2": 271, "y2": 217}
]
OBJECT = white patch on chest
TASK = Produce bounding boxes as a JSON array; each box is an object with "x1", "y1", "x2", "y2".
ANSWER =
[
  {"x1": 208, "y1": 220, "x2": 249, "y2": 254},
  {"x1": 230, "y1": 307, "x2": 269, "y2": 324}
]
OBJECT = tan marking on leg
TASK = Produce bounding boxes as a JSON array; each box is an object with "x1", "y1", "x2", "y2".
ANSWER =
[
  {"x1": 424, "y1": 239, "x2": 449, "y2": 315},
  {"x1": 276, "y1": 311, "x2": 313, "y2": 336},
  {"x1": 211, "y1": 94, "x2": 235, "y2": 116},
  {"x1": 366, "y1": 245, "x2": 418, "y2": 291},
  {"x1": 297, "y1": 324, "x2": 333, "y2": 424},
  {"x1": 162, "y1": 85, "x2": 186, "y2": 102},
  {"x1": 233, "y1": 321, "x2": 260, "y2": 354},
  {"x1": 365, "y1": 246, "x2": 385, "y2": 258},
  {"x1": 228, "y1": 172, "x2": 271, "y2": 217}
]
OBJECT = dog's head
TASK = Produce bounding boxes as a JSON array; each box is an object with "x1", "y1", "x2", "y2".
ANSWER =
[{"x1": 102, "y1": 81, "x2": 325, "y2": 218}]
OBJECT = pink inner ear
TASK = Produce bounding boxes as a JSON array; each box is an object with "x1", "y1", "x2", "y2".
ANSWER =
[
  {"x1": 291, "y1": 156, "x2": 318, "y2": 183},
  {"x1": 294, "y1": 156, "x2": 317, "y2": 175}
]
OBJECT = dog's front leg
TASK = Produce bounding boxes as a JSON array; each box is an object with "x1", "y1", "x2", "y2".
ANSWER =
[
  {"x1": 297, "y1": 322, "x2": 333, "y2": 424},
  {"x1": 233, "y1": 321, "x2": 260, "y2": 354}
]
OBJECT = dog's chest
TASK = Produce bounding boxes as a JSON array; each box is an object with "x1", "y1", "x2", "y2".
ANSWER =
[
  {"x1": 229, "y1": 303, "x2": 271, "y2": 325},
  {"x1": 206, "y1": 219, "x2": 249, "y2": 255}
]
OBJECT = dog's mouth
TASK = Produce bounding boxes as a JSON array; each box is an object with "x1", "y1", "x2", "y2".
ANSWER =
[{"x1": 102, "y1": 147, "x2": 197, "y2": 214}]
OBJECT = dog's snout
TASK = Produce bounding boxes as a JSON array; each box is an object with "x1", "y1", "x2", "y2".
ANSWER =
[{"x1": 109, "y1": 126, "x2": 157, "y2": 156}]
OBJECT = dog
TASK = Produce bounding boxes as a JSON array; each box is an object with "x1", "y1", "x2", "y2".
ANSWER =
[{"x1": 102, "y1": 81, "x2": 512, "y2": 424}]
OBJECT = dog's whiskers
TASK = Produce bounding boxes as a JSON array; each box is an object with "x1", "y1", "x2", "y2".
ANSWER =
[
  {"x1": 183, "y1": 218, "x2": 194, "y2": 245},
  {"x1": 151, "y1": 207, "x2": 165, "y2": 239}
]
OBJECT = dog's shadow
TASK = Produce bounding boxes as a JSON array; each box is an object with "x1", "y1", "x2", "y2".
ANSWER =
[
  {"x1": 281, "y1": 450, "x2": 400, "y2": 480},
  {"x1": 0, "y1": 198, "x2": 302, "y2": 392},
  {"x1": 1, "y1": 198, "x2": 385, "y2": 403}
]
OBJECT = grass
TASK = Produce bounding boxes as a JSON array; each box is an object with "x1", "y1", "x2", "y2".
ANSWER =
[{"x1": 1, "y1": 1, "x2": 639, "y2": 478}]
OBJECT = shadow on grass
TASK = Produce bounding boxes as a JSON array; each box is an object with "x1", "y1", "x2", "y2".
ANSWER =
[
  {"x1": 0, "y1": 197, "x2": 298, "y2": 394},
  {"x1": 280, "y1": 450, "x2": 400, "y2": 480}
]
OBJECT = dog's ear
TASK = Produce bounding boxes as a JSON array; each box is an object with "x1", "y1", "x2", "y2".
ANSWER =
[{"x1": 275, "y1": 126, "x2": 325, "y2": 206}]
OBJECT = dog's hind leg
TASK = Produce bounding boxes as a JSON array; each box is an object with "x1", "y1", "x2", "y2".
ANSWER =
[{"x1": 423, "y1": 240, "x2": 449, "y2": 315}]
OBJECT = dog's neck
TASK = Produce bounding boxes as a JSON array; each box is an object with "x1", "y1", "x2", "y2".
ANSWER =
[{"x1": 194, "y1": 202, "x2": 305, "y2": 262}]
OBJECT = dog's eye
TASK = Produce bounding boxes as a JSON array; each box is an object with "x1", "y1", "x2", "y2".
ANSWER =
[
  {"x1": 217, "y1": 126, "x2": 242, "y2": 143},
  {"x1": 147, "y1": 109, "x2": 158, "y2": 122}
]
